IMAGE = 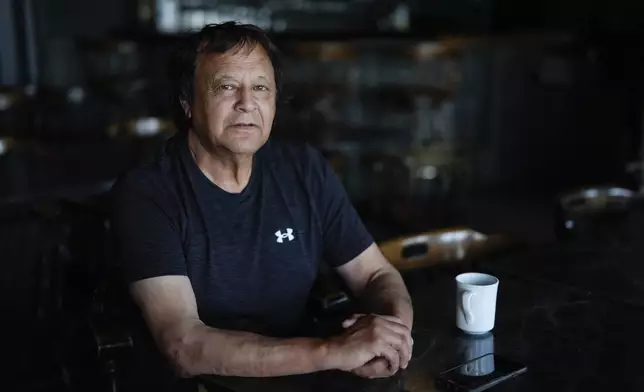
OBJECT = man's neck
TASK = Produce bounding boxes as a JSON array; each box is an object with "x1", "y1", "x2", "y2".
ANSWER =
[{"x1": 187, "y1": 131, "x2": 253, "y2": 194}]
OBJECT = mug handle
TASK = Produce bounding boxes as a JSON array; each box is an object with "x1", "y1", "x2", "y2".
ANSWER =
[{"x1": 461, "y1": 291, "x2": 475, "y2": 324}]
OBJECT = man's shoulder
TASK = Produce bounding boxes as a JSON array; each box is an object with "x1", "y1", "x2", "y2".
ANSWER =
[{"x1": 112, "y1": 135, "x2": 183, "y2": 199}]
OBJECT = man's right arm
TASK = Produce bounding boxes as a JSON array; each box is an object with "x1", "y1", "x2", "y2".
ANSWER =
[{"x1": 131, "y1": 275, "x2": 408, "y2": 378}]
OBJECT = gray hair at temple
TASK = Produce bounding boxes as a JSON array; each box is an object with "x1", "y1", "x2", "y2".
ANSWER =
[{"x1": 169, "y1": 21, "x2": 283, "y2": 132}]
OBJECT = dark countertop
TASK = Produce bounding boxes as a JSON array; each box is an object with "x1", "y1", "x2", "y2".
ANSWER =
[
  {"x1": 480, "y1": 206, "x2": 644, "y2": 307},
  {"x1": 202, "y1": 235, "x2": 644, "y2": 392}
]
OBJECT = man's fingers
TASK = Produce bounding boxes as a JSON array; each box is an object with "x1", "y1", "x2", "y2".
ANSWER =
[
  {"x1": 341, "y1": 313, "x2": 366, "y2": 328},
  {"x1": 400, "y1": 331, "x2": 413, "y2": 367},
  {"x1": 372, "y1": 314, "x2": 406, "y2": 325},
  {"x1": 409, "y1": 336, "x2": 414, "y2": 362},
  {"x1": 366, "y1": 359, "x2": 391, "y2": 378},
  {"x1": 373, "y1": 317, "x2": 413, "y2": 365},
  {"x1": 352, "y1": 359, "x2": 390, "y2": 379},
  {"x1": 345, "y1": 313, "x2": 407, "y2": 329},
  {"x1": 380, "y1": 329, "x2": 409, "y2": 369},
  {"x1": 387, "y1": 338, "x2": 411, "y2": 370},
  {"x1": 399, "y1": 337, "x2": 410, "y2": 369},
  {"x1": 341, "y1": 319, "x2": 354, "y2": 329},
  {"x1": 342, "y1": 313, "x2": 413, "y2": 369},
  {"x1": 373, "y1": 316, "x2": 410, "y2": 336},
  {"x1": 377, "y1": 342, "x2": 400, "y2": 375}
]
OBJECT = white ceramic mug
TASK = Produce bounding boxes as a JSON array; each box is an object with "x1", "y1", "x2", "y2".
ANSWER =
[
  {"x1": 456, "y1": 273, "x2": 499, "y2": 334},
  {"x1": 457, "y1": 332, "x2": 495, "y2": 376}
]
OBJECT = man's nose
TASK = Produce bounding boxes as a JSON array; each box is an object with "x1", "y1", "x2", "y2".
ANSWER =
[{"x1": 234, "y1": 87, "x2": 257, "y2": 112}]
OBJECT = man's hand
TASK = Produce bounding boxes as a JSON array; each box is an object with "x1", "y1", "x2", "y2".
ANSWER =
[
  {"x1": 342, "y1": 314, "x2": 413, "y2": 378},
  {"x1": 325, "y1": 314, "x2": 411, "y2": 376}
]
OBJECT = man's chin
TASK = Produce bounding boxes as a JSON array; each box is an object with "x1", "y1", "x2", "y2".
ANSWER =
[{"x1": 225, "y1": 137, "x2": 267, "y2": 155}]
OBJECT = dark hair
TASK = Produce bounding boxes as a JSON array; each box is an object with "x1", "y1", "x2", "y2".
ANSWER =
[{"x1": 169, "y1": 22, "x2": 283, "y2": 132}]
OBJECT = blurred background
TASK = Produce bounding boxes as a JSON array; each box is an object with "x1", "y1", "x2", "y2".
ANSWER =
[{"x1": 1, "y1": 0, "x2": 643, "y2": 390}]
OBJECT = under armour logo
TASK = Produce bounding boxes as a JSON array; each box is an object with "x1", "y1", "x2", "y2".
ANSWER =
[{"x1": 275, "y1": 228, "x2": 295, "y2": 243}]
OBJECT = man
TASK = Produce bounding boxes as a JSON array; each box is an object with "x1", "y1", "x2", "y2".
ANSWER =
[{"x1": 112, "y1": 22, "x2": 413, "y2": 390}]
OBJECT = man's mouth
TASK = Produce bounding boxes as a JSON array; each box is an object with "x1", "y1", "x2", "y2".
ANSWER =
[{"x1": 231, "y1": 122, "x2": 257, "y2": 129}]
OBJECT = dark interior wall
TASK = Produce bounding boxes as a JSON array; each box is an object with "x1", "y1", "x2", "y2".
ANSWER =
[
  {"x1": 409, "y1": 0, "x2": 644, "y2": 34},
  {"x1": 447, "y1": 34, "x2": 642, "y2": 193},
  {"x1": 0, "y1": 0, "x2": 18, "y2": 84},
  {"x1": 33, "y1": 0, "x2": 133, "y2": 86}
]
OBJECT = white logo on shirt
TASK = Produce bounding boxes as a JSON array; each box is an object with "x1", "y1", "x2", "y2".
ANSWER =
[{"x1": 275, "y1": 228, "x2": 295, "y2": 243}]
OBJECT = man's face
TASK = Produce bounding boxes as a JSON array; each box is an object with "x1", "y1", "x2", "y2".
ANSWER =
[{"x1": 188, "y1": 44, "x2": 276, "y2": 155}]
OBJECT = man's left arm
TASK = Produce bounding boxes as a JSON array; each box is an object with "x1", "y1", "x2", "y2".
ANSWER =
[
  {"x1": 335, "y1": 243, "x2": 413, "y2": 329},
  {"x1": 334, "y1": 243, "x2": 414, "y2": 378},
  {"x1": 308, "y1": 145, "x2": 412, "y2": 376}
]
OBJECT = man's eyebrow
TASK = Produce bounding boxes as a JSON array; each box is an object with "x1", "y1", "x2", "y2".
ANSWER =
[
  {"x1": 208, "y1": 74, "x2": 274, "y2": 84},
  {"x1": 256, "y1": 75, "x2": 277, "y2": 84},
  {"x1": 209, "y1": 74, "x2": 234, "y2": 81}
]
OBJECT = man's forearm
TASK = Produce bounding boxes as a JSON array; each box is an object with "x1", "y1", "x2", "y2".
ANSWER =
[
  {"x1": 165, "y1": 321, "x2": 332, "y2": 377},
  {"x1": 359, "y1": 268, "x2": 413, "y2": 328}
]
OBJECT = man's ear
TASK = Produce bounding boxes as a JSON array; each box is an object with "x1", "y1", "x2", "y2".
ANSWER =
[{"x1": 180, "y1": 98, "x2": 191, "y2": 118}]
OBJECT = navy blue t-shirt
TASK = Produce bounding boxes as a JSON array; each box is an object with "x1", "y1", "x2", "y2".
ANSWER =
[{"x1": 112, "y1": 132, "x2": 373, "y2": 337}]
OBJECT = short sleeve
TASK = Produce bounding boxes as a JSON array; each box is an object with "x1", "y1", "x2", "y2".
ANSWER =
[
  {"x1": 310, "y1": 148, "x2": 374, "y2": 267},
  {"x1": 111, "y1": 174, "x2": 187, "y2": 283}
]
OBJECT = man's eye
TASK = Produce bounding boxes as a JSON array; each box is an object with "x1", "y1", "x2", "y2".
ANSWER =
[
  {"x1": 253, "y1": 85, "x2": 269, "y2": 91},
  {"x1": 219, "y1": 84, "x2": 235, "y2": 91}
]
